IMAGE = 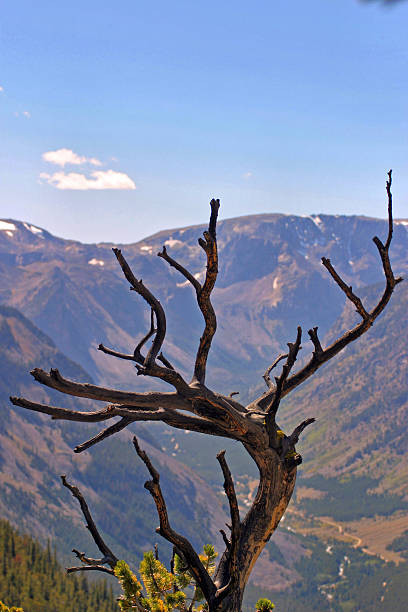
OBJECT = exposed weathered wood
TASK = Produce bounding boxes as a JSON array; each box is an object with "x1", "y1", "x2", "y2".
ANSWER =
[
  {"x1": 133, "y1": 436, "x2": 217, "y2": 603},
  {"x1": 61, "y1": 475, "x2": 118, "y2": 572},
  {"x1": 193, "y1": 199, "x2": 220, "y2": 385},
  {"x1": 262, "y1": 353, "x2": 288, "y2": 389},
  {"x1": 216, "y1": 451, "x2": 240, "y2": 578},
  {"x1": 158, "y1": 245, "x2": 202, "y2": 293}
]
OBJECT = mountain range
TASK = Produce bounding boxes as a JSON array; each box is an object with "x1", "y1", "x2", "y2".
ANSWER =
[{"x1": 0, "y1": 211, "x2": 407, "y2": 610}]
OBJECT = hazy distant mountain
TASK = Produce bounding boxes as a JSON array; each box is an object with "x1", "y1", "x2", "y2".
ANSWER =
[{"x1": 1, "y1": 215, "x2": 407, "y2": 398}]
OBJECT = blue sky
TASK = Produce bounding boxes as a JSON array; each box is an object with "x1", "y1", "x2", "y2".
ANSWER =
[{"x1": 1, "y1": 0, "x2": 407, "y2": 243}]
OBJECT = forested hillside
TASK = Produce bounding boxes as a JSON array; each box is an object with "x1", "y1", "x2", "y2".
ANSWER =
[{"x1": 0, "y1": 519, "x2": 116, "y2": 611}]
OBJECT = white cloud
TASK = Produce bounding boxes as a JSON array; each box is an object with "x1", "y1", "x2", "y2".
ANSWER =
[
  {"x1": 242, "y1": 171, "x2": 253, "y2": 180},
  {"x1": 39, "y1": 169, "x2": 136, "y2": 190},
  {"x1": 42, "y1": 148, "x2": 102, "y2": 167},
  {"x1": 0, "y1": 86, "x2": 4, "y2": 93}
]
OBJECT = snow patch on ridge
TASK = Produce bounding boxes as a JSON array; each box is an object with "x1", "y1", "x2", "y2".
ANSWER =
[
  {"x1": 23, "y1": 222, "x2": 43, "y2": 235},
  {"x1": 0, "y1": 220, "x2": 16, "y2": 231},
  {"x1": 164, "y1": 238, "x2": 183, "y2": 248},
  {"x1": 310, "y1": 216, "x2": 323, "y2": 228}
]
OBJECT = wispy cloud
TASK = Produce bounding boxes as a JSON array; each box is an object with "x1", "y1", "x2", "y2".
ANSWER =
[
  {"x1": 0, "y1": 86, "x2": 4, "y2": 93},
  {"x1": 242, "y1": 171, "x2": 253, "y2": 180},
  {"x1": 39, "y1": 169, "x2": 136, "y2": 190},
  {"x1": 14, "y1": 110, "x2": 31, "y2": 118},
  {"x1": 42, "y1": 148, "x2": 102, "y2": 167}
]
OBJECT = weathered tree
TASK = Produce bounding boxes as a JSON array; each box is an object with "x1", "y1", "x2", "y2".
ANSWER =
[{"x1": 11, "y1": 171, "x2": 402, "y2": 611}]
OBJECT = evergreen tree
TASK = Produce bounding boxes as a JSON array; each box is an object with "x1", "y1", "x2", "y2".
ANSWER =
[{"x1": 0, "y1": 520, "x2": 116, "y2": 612}]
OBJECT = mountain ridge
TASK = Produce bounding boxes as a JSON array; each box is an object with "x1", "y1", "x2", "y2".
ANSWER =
[{"x1": 0, "y1": 211, "x2": 407, "y2": 609}]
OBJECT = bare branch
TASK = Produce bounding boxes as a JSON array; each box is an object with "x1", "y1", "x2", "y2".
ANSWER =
[
  {"x1": 267, "y1": 327, "x2": 302, "y2": 417},
  {"x1": 29, "y1": 368, "x2": 190, "y2": 408},
  {"x1": 220, "y1": 529, "x2": 230, "y2": 550},
  {"x1": 158, "y1": 245, "x2": 202, "y2": 293},
  {"x1": 74, "y1": 417, "x2": 133, "y2": 453},
  {"x1": 161, "y1": 411, "x2": 236, "y2": 439},
  {"x1": 196, "y1": 393, "x2": 249, "y2": 436},
  {"x1": 288, "y1": 418, "x2": 316, "y2": 445},
  {"x1": 249, "y1": 171, "x2": 403, "y2": 411},
  {"x1": 280, "y1": 173, "x2": 402, "y2": 398},
  {"x1": 98, "y1": 344, "x2": 136, "y2": 361},
  {"x1": 61, "y1": 475, "x2": 118, "y2": 569},
  {"x1": 157, "y1": 200, "x2": 220, "y2": 386},
  {"x1": 72, "y1": 549, "x2": 112, "y2": 567},
  {"x1": 308, "y1": 327, "x2": 323, "y2": 360},
  {"x1": 133, "y1": 436, "x2": 216, "y2": 602},
  {"x1": 98, "y1": 309, "x2": 157, "y2": 366},
  {"x1": 216, "y1": 451, "x2": 240, "y2": 574},
  {"x1": 66, "y1": 565, "x2": 115, "y2": 575},
  {"x1": 157, "y1": 352, "x2": 175, "y2": 370},
  {"x1": 113, "y1": 248, "x2": 166, "y2": 366},
  {"x1": 385, "y1": 169, "x2": 393, "y2": 250},
  {"x1": 135, "y1": 308, "x2": 157, "y2": 357},
  {"x1": 321, "y1": 257, "x2": 370, "y2": 320},
  {"x1": 193, "y1": 199, "x2": 220, "y2": 385},
  {"x1": 262, "y1": 353, "x2": 288, "y2": 389},
  {"x1": 10, "y1": 396, "x2": 115, "y2": 422}
]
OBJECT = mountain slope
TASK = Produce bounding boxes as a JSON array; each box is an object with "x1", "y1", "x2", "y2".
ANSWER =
[
  {"x1": 276, "y1": 280, "x2": 408, "y2": 496},
  {"x1": 1, "y1": 214, "x2": 407, "y2": 609},
  {"x1": 0, "y1": 304, "x2": 228, "y2": 568},
  {"x1": 1, "y1": 215, "x2": 407, "y2": 396}
]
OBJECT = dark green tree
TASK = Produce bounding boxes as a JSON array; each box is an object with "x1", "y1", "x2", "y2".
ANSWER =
[{"x1": 0, "y1": 519, "x2": 116, "y2": 611}]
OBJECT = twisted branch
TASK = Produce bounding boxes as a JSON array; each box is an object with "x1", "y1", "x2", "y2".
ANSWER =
[
  {"x1": 113, "y1": 249, "x2": 166, "y2": 366},
  {"x1": 61, "y1": 475, "x2": 118, "y2": 574},
  {"x1": 267, "y1": 327, "x2": 302, "y2": 417},
  {"x1": 248, "y1": 170, "x2": 402, "y2": 412},
  {"x1": 158, "y1": 245, "x2": 202, "y2": 293},
  {"x1": 194, "y1": 199, "x2": 220, "y2": 385},
  {"x1": 262, "y1": 354, "x2": 289, "y2": 389},
  {"x1": 216, "y1": 451, "x2": 240, "y2": 575},
  {"x1": 9, "y1": 396, "x2": 116, "y2": 422},
  {"x1": 28, "y1": 368, "x2": 189, "y2": 407},
  {"x1": 321, "y1": 258, "x2": 370, "y2": 320},
  {"x1": 133, "y1": 436, "x2": 217, "y2": 602},
  {"x1": 158, "y1": 200, "x2": 220, "y2": 385},
  {"x1": 74, "y1": 417, "x2": 133, "y2": 453}
]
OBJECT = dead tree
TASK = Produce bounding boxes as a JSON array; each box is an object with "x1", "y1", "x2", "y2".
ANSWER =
[{"x1": 11, "y1": 171, "x2": 402, "y2": 611}]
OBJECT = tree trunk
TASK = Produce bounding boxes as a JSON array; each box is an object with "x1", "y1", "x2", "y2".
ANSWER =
[{"x1": 212, "y1": 447, "x2": 297, "y2": 611}]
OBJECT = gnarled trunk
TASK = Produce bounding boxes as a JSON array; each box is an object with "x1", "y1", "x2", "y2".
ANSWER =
[{"x1": 212, "y1": 448, "x2": 297, "y2": 612}]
